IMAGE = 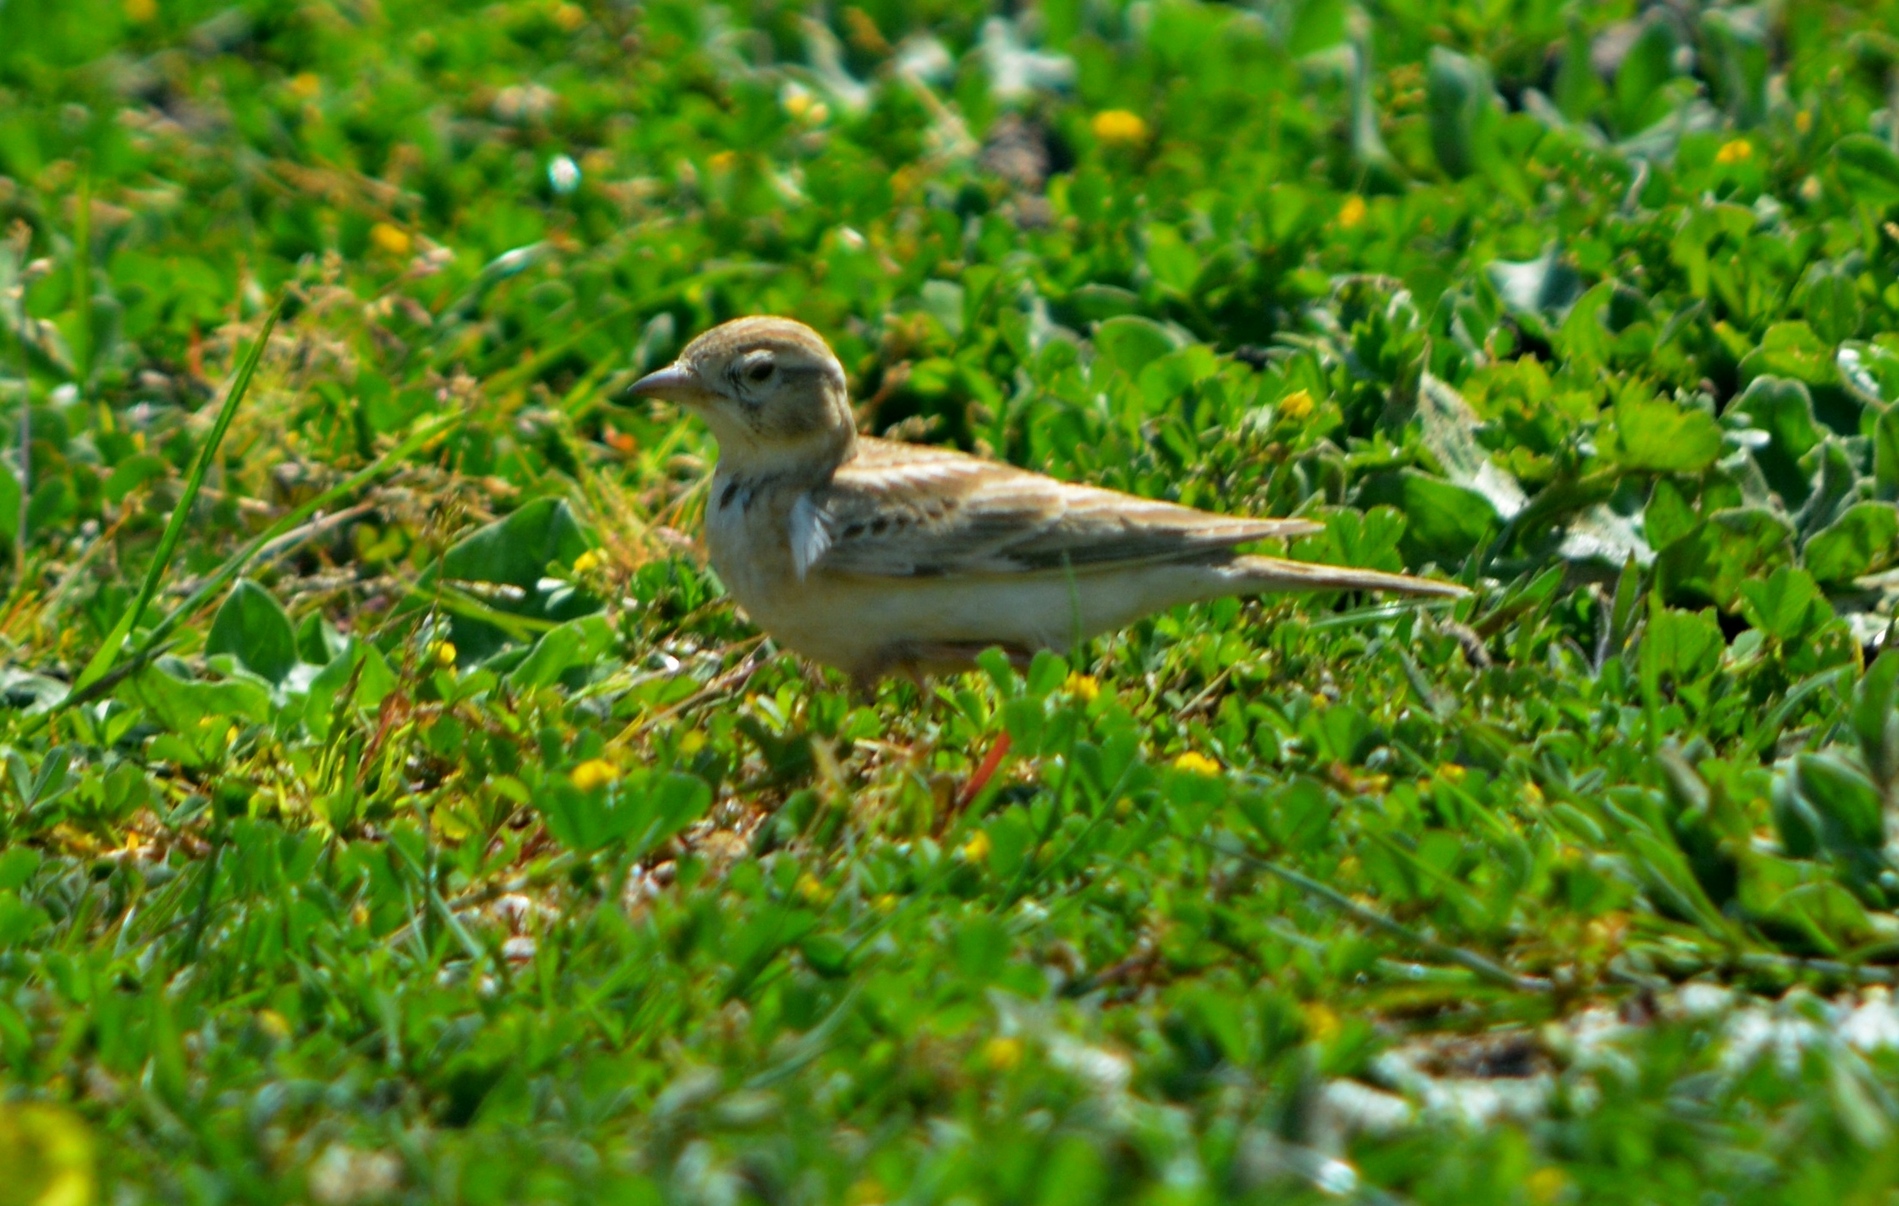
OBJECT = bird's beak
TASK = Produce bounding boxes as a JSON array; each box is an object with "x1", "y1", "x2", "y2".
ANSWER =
[{"x1": 620, "y1": 362, "x2": 711, "y2": 407}]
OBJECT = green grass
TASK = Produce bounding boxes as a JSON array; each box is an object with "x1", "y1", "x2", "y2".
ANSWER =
[{"x1": 4, "y1": 0, "x2": 1899, "y2": 1201}]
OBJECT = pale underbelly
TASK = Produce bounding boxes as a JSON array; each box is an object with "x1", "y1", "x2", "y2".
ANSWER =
[{"x1": 722, "y1": 564, "x2": 1230, "y2": 674}]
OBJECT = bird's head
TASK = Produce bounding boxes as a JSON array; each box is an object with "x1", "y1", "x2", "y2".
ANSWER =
[{"x1": 624, "y1": 316, "x2": 854, "y2": 476}]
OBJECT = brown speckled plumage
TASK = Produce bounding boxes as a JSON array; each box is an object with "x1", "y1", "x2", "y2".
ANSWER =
[{"x1": 628, "y1": 316, "x2": 1465, "y2": 681}]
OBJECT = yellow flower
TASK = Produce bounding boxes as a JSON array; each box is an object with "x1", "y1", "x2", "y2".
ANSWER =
[
  {"x1": 1527, "y1": 1167, "x2": 1570, "y2": 1205},
  {"x1": 1278, "y1": 388, "x2": 1314, "y2": 420},
  {"x1": 370, "y1": 222, "x2": 412, "y2": 257},
  {"x1": 572, "y1": 549, "x2": 601, "y2": 573},
  {"x1": 288, "y1": 72, "x2": 322, "y2": 100},
  {"x1": 708, "y1": 149, "x2": 738, "y2": 172},
  {"x1": 553, "y1": 2, "x2": 586, "y2": 31},
  {"x1": 432, "y1": 640, "x2": 457, "y2": 668},
  {"x1": 570, "y1": 758, "x2": 619, "y2": 790},
  {"x1": 124, "y1": 0, "x2": 157, "y2": 21},
  {"x1": 1715, "y1": 138, "x2": 1753, "y2": 166},
  {"x1": 1436, "y1": 762, "x2": 1466, "y2": 784},
  {"x1": 796, "y1": 873, "x2": 832, "y2": 906},
  {"x1": 982, "y1": 1036, "x2": 1023, "y2": 1071},
  {"x1": 1337, "y1": 194, "x2": 1368, "y2": 229},
  {"x1": 677, "y1": 729, "x2": 707, "y2": 755},
  {"x1": 1303, "y1": 1001, "x2": 1341, "y2": 1043},
  {"x1": 1794, "y1": 110, "x2": 1813, "y2": 135},
  {"x1": 1173, "y1": 751, "x2": 1220, "y2": 776},
  {"x1": 0, "y1": 1105, "x2": 94, "y2": 1206},
  {"x1": 782, "y1": 88, "x2": 829, "y2": 124},
  {"x1": 1091, "y1": 109, "x2": 1149, "y2": 147},
  {"x1": 255, "y1": 1010, "x2": 292, "y2": 1041},
  {"x1": 1064, "y1": 672, "x2": 1099, "y2": 702},
  {"x1": 960, "y1": 830, "x2": 992, "y2": 864}
]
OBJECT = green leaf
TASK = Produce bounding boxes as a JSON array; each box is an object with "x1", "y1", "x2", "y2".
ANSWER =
[
  {"x1": 1737, "y1": 567, "x2": 1831, "y2": 642},
  {"x1": 205, "y1": 580, "x2": 297, "y2": 684},
  {"x1": 1732, "y1": 376, "x2": 1820, "y2": 505},
  {"x1": 1093, "y1": 316, "x2": 1183, "y2": 378},
  {"x1": 1142, "y1": 225, "x2": 1200, "y2": 296},
  {"x1": 1833, "y1": 134, "x2": 1899, "y2": 206},
  {"x1": 1426, "y1": 47, "x2": 1497, "y2": 179},
  {"x1": 1656, "y1": 507, "x2": 1795, "y2": 607},
  {"x1": 1876, "y1": 408, "x2": 1899, "y2": 501},
  {"x1": 1643, "y1": 607, "x2": 1724, "y2": 684},
  {"x1": 539, "y1": 770, "x2": 710, "y2": 856},
  {"x1": 1611, "y1": 394, "x2": 1723, "y2": 474},
  {"x1": 1797, "y1": 263, "x2": 1863, "y2": 345},
  {"x1": 1355, "y1": 470, "x2": 1497, "y2": 564},
  {"x1": 101, "y1": 453, "x2": 172, "y2": 505},
  {"x1": 304, "y1": 641, "x2": 397, "y2": 742},
  {"x1": 1486, "y1": 247, "x2": 1583, "y2": 330},
  {"x1": 1643, "y1": 478, "x2": 1698, "y2": 551},
  {"x1": 1850, "y1": 651, "x2": 1899, "y2": 786},
  {"x1": 124, "y1": 662, "x2": 270, "y2": 749},
  {"x1": 1738, "y1": 321, "x2": 1834, "y2": 387},
  {"x1": 442, "y1": 498, "x2": 592, "y2": 590},
  {"x1": 1803, "y1": 501, "x2": 1899, "y2": 584},
  {"x1": 1285, "y1": 0, "x2": 1347, "y2": 56},
  {"x1": 1792, "y1": 753, "x2": 1885, "y2": 851},
  {"x1": 508, "y1": 615, "x2": 616, "y2": 689}
]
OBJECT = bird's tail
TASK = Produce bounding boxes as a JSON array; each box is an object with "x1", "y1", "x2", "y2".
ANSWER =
[{"x1": 1225, "y1": 555, "x2": 1469, "y2": 598}]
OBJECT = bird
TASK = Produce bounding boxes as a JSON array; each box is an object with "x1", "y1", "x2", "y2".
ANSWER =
[{"x1": 624, "y1": 316, "x2": 1466, "y2": 683}]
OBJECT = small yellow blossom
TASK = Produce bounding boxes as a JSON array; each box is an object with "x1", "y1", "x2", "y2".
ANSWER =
[
  {"x1": 1714, "y1": 138, "x2": 1753, "y2": 166},
  {"x1": 1794, "y1": 110, "x2": 1813, "y2": 135},
  {"x1": 370, "y1": 222, "x2": 411, "y2": 257},
  {"x1": 873, "y1": 893, "x2": 898, "y2": 912},
  {"x1": 796, "y1": 873, "x2": 832, "y2": 906},
  {"x1": 708, "y1": 150, "x2": 738, "y2": 172},
  {"x1": 125, "y1": 0, "x2": 157, "y2": 22},
  {"x1": 572, "y1": 549, "x2": 601, "y2": 574},
  {"x1": 782, "y1": 88, "x2": 829, "y2": 124},
  {"x1": 1337, "y1": 194, "x2": 1368, "y2": 229},
  {"x1": 1278, "y1": 388, "x2": 1315, "y2": 420},
  {"x1": 255, "y1": 1010, "x2": 292, "y2": 1041},
  {"x1": 553, "y1": 2, "x2": 586, "y2": 31},
  {"x1": 1064, "y1": 672, "x2": 1099, "y2": 703},
  {"x1": 1527, "y1": 1167, "x2": 1570, "y2": 1205},
  {"x1": 570, "y1": 758, "x2": 619, "y2": 790},
  {"x1": 432, "y1": 640, "x2": 457, "y2": 668},
  {"x1": 982, "y1": 1036, "x2": 1024, "y2": 1071},
  {"x1": 1436, "y1": 762, "x2": 1466, "y2": 784},
  {"x1": 1303, "y1": 1001, "x2": 1341, "y2": 1043},
  {"x1": 960, "y1": 830, "x2": 992, "y2": 864},
  {"x1": 1114, "y1": 797, "x2": 1134, "y2": 819},
  {"x1": 1173, "y1": 751, "x2": 1220, "y2": 776},
  {"x1": 288, "y1": 72, "x2": 321, "y2": 100},
  {"x1": 677, "y1": 729, "x2": 708, "y2": 756},
  {"x1": 1091, "y1": 109, "x2": 1149, "y2": 147}
]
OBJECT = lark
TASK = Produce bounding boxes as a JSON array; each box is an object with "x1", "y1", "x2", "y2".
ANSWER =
[{"x1": 626, "y1": 316, "x2": 1465, "y2": 682}]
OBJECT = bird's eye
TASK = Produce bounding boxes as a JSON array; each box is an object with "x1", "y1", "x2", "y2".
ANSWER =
[{"x1": 746, "y1": 359, "x2": 775, "y2": 383}]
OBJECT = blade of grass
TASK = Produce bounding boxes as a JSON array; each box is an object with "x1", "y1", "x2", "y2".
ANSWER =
[
  {"x1": 66, "y1": 299, "x2": 281, "y2": 701},
  {"x1": 30, "y1": 358, "x2": 461, "y2": 730}
]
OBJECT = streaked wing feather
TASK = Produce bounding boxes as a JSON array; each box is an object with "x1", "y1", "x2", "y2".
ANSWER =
[{"x1": 810, "y1": 438, "x2": 1319, "y2": 578}]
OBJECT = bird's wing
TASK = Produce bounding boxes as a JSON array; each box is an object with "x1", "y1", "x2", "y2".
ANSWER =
[{"x1": 801, "y1": 438, "x2": 1319, "y2": 578}]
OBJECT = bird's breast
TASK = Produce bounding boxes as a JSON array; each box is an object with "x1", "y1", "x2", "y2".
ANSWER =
[{"x1": 703, "y1": 473, "x2": 796, "y2": 612}]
